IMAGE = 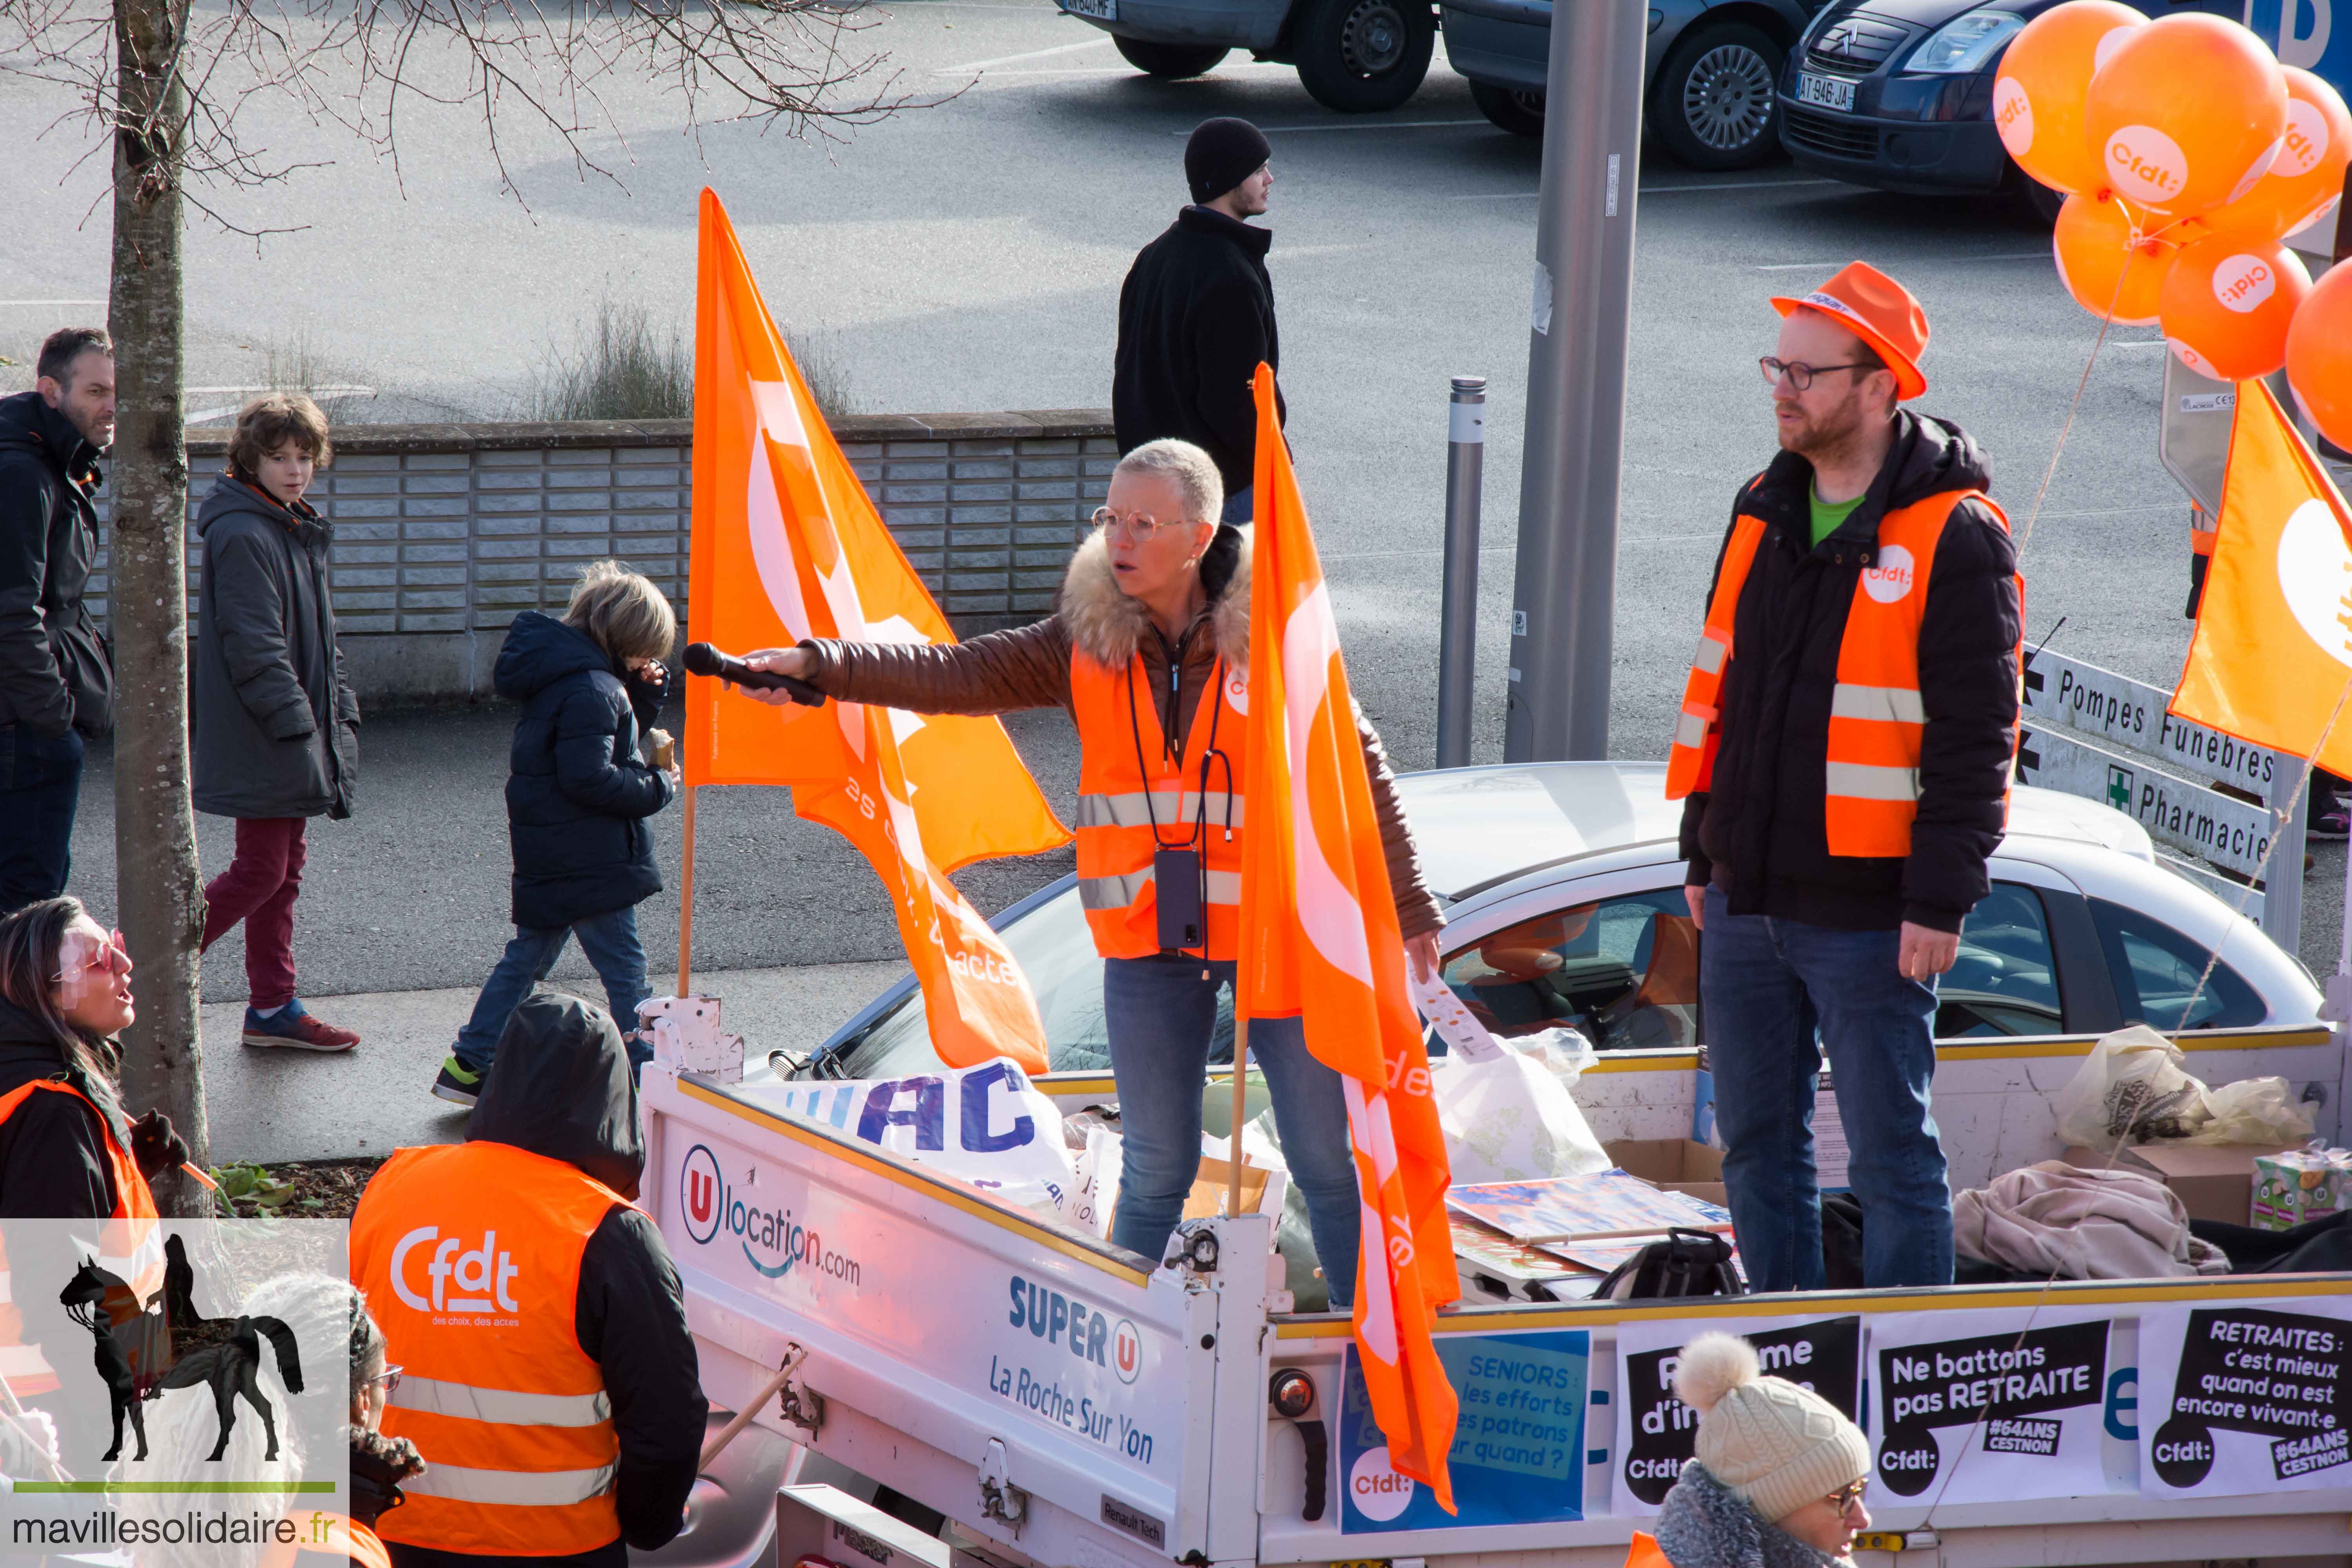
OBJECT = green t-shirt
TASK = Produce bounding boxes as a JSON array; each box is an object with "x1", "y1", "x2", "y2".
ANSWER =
[{"x1": 1809, "y1": 486, "x2": 1864, "y2": 548}]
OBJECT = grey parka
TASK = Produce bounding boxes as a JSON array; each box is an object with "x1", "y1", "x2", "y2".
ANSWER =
[{"x1": 191, "y1": 475, "x2": 359, "y2": 820}]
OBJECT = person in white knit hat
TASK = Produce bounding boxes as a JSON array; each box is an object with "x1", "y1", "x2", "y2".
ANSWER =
[{"x1": 1637, "y1": 1331, "x2": 1874, "y2": 1568}]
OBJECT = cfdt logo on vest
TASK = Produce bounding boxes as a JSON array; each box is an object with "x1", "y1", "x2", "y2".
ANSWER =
[{"x1": 390, "y1": 1226, "x2": 520, "y2": 1320}]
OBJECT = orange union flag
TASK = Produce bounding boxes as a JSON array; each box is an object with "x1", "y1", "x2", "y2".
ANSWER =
[
  {"x1": 1236, "y1": 362, "x2": 1459, "y2": 1512},
  {"x1": 688, "y1": 189, "x2": 1068, "y2": 1071},
  {"x1": 2173, "y1": 378, "x2": 2352, "y2": 776}
]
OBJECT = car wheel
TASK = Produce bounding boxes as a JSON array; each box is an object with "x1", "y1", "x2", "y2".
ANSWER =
[
  {"x1": 2013, "y1": 162, "x2": 2067, "y2": 224},
  {"x1": 1113, "y1": 36, "x2": 1231, "y2": 77},
  {"x1": 1652, "y1": 22, "x2": 1784, "y2": 171},
  {"x1": 1293, "y1": 0, "x2": 1435, "y2": 113},
  {"x1": 1470, "y1": 78, "x2": 1544, "y2": 136}
]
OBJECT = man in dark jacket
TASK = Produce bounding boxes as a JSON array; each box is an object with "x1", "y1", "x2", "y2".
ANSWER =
[
  {"x1": 192, "y1": 394, "x2": 362, "y2": 1053},
  {"x1": 1668, "y1": 263, "x2": 2021, "y2": 1294},
  {"x1": 0, "y1": 328, "x2": 116, "y2": 913},
  {"x1": 1113, "y1": 117, "x2": 1283, "y2": 521},
  {"x1": 352, "y1": 991, "x2": 705, "y2": 1568}
]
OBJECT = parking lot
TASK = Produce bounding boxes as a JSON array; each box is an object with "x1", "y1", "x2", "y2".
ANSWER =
[{"x1": 7, "y1": 0, "x2": 2307, "y2": 1002}]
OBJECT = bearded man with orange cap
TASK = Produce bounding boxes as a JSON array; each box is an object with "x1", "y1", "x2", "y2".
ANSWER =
[{"x1": 1664, "y1": 263, "x2": 2022, "y2": 1294}]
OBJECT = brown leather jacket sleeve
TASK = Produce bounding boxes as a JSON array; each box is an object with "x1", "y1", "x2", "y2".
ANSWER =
[
  {"x1": 800, "y1": 617, "x2": 1076, "y2": 716},
  {"x1": 1356, "y1": 703, "x2": 1444, "y2": 940}
]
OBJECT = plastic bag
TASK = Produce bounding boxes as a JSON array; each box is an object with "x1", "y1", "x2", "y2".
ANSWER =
[
  {"x1": 1430, "y1": 1037, "x2": 1612, "y2": 1184},
  {"x1": 2052, "y1": 1025, "x2": 2213, "y2": 1152},
  {"x1": 2182, "y1": 1075, "x2": 2318, "y2": 1146}
]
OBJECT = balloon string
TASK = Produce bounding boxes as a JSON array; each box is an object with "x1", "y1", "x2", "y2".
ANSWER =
[{"x1": 2014, "y1": 223, "x2": 2137, "y2": 560}]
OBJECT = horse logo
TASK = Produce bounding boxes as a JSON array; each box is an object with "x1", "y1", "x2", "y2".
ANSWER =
[{"x1": 59, "y1": 1235, "x2": 303, "y2": 1463}]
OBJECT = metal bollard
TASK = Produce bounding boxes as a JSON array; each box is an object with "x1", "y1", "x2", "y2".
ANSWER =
[{"x1": 1437, "y1": 376, "x2": 1486, "y2": 770}]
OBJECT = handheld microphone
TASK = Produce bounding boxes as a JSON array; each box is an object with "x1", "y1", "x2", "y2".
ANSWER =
[{"x1": 682, "y1": 642, "x2": 827, "y2": 707}]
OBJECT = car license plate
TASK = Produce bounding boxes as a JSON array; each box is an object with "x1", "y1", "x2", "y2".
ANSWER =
[
  {"x1": 1795, "y1": 71, "x2": 1855, "y2": 112},
  {"x1": 1061, "y1": 0, "x2": 1116, "y2": 19}
]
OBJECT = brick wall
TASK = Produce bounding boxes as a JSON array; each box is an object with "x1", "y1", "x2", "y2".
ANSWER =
[{"x1": 95, "y1": 410, "x2": 1118, "y2": 702}]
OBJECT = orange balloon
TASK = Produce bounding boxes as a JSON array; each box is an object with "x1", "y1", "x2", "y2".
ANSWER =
[
  {"x1": 2159, "y1": 236, "x2": 2311, "y2": 381},
  {"x1": 2051, "y1": 189, "x2": 2178, "y2": 323},
  {"x1": 2202, "y1": 67, "x2": 2352, "y2": 241},
  {"x1": 2084, "y1": 14, "x2": 2288, "y2": 216},
  {"x1": 1994, "y1": 0, "x2": 2147, "y2": 195},
  {"x1": 2287, "y1": 263, "x2": 2352, "y2": 451}
]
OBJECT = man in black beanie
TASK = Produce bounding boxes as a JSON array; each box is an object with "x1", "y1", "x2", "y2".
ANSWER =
[{"x1": 1113, "y1": 116, "x2": 1283, "y2": 522}]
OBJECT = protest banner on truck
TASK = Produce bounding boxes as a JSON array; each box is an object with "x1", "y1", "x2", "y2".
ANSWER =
[
  {"x1": 1614, "y1": 1316, "x2": 1862, "y2": 1514},
  {"x1": 1339, "y1": 1330, "x2": 1588, "y2": 1533},
  {"x1": 2141, "y1": 1298, "x2": 2352, "y2": 1498},
  {"x1": 1869, "y1": 1309, "x2": 2120, "y2": 1505}
]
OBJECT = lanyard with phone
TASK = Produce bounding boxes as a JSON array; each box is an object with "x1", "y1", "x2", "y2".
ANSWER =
[{"x1": 1126, "y1": 652, "x2": 1236, "y2": 957}]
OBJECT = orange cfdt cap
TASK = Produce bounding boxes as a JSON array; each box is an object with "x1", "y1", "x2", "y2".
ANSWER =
[{"x1": 1769, "y1": 261, "x2": 1929, "y2": 401}]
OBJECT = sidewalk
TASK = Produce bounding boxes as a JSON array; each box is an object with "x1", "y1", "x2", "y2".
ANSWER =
[{"x1": 200, "y1": 960, "x2": 907, "y2": 1164}]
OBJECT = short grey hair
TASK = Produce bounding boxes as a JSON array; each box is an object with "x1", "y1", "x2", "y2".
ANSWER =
[{"x1": 1114, "y1": 439, "x2": 1223, "y2": 525}]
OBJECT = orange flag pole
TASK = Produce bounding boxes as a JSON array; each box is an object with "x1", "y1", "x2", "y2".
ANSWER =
[
  {"x1": 676, "y1": 784, "x2": 697, "y2": 998},
  {"x1": 1226, "y1": 1020, "x2": 1249, "y2": 1216}
]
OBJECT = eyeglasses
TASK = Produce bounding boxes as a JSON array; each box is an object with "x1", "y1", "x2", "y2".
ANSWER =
[
  {"x1": 1091, "y1": 506, "x2": 1179, "y2": 542},
  {"x1": 1760, "y1": 356, "x2": 1879, "y2": 392},
  {"x1": 51, "y1": 929, "x2": 129, "y2": 985},
  {"x1": 368, "y1": 1364, "x2": 403, "y2": 1396},
  {"x1": 1826, "y1": 1478, "x2": 1867, "y2": 1512}
]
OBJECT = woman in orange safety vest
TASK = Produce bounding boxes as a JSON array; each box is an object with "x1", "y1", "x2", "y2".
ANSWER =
[
  {"x1": 734, "y1": 438, "x2": 1445, "y2": 1304},
  {"x1": 0, "y1": 897, "x2": 185, "y2": 1397}
]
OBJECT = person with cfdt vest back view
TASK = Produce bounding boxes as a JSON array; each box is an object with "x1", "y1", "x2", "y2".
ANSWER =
[
  {"x1": 1667, "y1": 262, "x2": 2022, "y2": 1294},
  {"x1": 735, "y1": 438, "x2": 1444, "y2": 1307},
  {"x1": 351, "y1": 991, "x2": 704, "y2": 1567}
]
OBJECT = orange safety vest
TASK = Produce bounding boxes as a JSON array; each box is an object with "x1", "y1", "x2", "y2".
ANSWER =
[
  {"x1": 1625, "y1": 1531, "x2": 1673, "y2": 1568},
  {"x1": 2189, "y1": 502, "x2": 2216, "y2": 558},
  {"x1": 0, "y1": 1080, "x2": 161, "y2": 1395},
  {"x1": 352, "y1": 1143, "x2": 627, "y2": 1558},
  {"x1": 1069, "y1": 650, "x2": 1250, "y2": 960},
  {"x1": 1666, "y1": 489, "x2": 2021, "y2": 858}
]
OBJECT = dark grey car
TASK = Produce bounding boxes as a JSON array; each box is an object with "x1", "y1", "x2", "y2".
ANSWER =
[{"x1": 1440, "y1": 0, "x2": 1824, "y2": 167}]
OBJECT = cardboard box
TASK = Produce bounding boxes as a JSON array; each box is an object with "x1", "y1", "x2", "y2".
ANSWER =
[
  {"x1": 1606, "y1": 1139, "x2": 1728, "y2": 1208},
  {"x1": 2252, "y1": 1149, "x2": 2349, "y2": 1230},
  {"x1": 1180, "y1": 1160, "x2": 1273, "y2": 1220},
  {"x1": 2061, "y1": 1143, "x2": 2303, "y2": 1225}
]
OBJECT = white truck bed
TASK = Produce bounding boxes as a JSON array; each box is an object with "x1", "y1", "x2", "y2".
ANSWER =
[{"x1": 643, "y1": 1027, "x2": 2352, "y2": 1568}]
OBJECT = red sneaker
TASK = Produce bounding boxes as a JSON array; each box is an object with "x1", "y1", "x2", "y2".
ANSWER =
[{"x1": 241, "y1": 1000, "x2": 360, "y2": 1052}]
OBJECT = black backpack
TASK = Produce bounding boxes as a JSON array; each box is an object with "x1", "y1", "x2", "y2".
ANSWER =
[{"x1": 1595, "y1": 1228, "x2": 1745, "y2": 1301}]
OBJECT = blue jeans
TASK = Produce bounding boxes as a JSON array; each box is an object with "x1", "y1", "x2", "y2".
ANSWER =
[
  {"x1": 0, "y1": 724, "x2": 82, "y2": 915},
  {"x1": 1102, "y1": 955, "x2": 1359, "y2": 1306},
  {"x1": 454, "y1": 908, "x2": 652, "y2": 1074},
  {"x1": 1220, "y1": 487, "x2": 1254, "y2": 526},
  {"x1": 1700, "y1": 886, "x2": 1952, "y2": 1292}
]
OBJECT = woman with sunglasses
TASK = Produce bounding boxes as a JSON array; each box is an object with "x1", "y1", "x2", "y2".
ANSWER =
[
  {"x1": 0, "y1": 896, "x2": 190, "y2": 1219},
  {"x1": 1630, "y1": 1332, "x2": 1873, "y2": 1568}
]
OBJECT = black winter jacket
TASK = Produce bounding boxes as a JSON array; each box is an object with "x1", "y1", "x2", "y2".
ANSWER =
[
  {"x1": 1113, "y1": 206, "x2": 1285, "y2": 495},
  {"x1": 497, "y1": 612, "x2": 672, "y2": 931},
  {"x1": 0, "y1": 997, "x2": 137, "y2": 1218},
  {"x1": 376, "y1": 992, "x2": 705, "y2": 1568},
  {"x1": 1677, "y1": 412, "x2": 2022, "y2": 933},
  {"x1": 0, "y1": 391, "x2": 111, "y2": 738},
  {"x1": 192, "y1": 475, "x2": 359, "y2": 820}
]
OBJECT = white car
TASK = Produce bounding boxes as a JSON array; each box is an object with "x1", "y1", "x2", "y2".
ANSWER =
[{"x1": 812, "y1": 760, "x2": 2322, "y2": 1081}]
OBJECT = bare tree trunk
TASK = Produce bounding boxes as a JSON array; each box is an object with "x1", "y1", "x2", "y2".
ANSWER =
[{"x1": 109, "y1": 0, "x2": 208, "y2": 1212}]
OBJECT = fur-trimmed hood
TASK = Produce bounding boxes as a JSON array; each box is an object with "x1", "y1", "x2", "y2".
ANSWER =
[{"x1": 1060, "y1": 522, "x2": 1251, "y2": 670}]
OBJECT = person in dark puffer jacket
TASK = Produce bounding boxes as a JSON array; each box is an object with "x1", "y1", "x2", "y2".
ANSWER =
[{"x1": 434, "y1": 562, "x2": 676, "y2": 1107}]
